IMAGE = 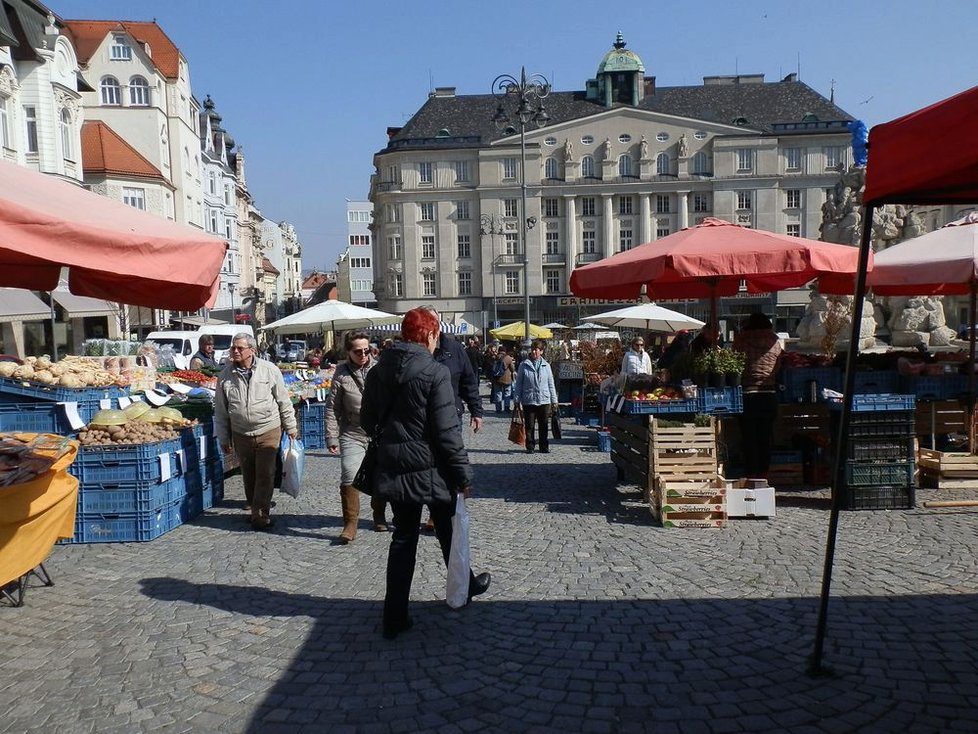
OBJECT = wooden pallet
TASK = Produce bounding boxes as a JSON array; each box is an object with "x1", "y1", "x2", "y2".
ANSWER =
[
  {"x1": 919, "y1": 470, "x2": 978, "y2": 490},
  {"x1": 918, "y1": 449, "x2": 978, "y2": 478}
]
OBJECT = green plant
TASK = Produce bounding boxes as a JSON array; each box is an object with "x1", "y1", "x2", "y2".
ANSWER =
[
  {"x1": 715, "y1": 348, "x2": 746, "y2": 374},
  {"x1": 692, "y1": 349, "x2": 719, "y2": 374}
]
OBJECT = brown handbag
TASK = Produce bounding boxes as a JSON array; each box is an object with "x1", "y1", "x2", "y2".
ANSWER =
[{"x1": 508, "y1": 405, "x2": 526, "y2": 447}]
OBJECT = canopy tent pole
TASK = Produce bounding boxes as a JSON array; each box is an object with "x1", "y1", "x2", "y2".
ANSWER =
[
  {"x1": 809, "y1": 205, "x2": 876, "y2": 676},
  {"x1": 969, "y1": 281, "x2": 976, "y2": 453}
]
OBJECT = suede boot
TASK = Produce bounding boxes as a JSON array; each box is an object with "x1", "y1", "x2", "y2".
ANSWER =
[{"x1": 338, "y1": 485, "x2": 360, "y2": 544}]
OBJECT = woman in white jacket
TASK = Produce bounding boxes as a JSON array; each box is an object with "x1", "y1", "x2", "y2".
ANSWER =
[{"x1": 513, "y1": 340, "x2": 558, "y2": 453}]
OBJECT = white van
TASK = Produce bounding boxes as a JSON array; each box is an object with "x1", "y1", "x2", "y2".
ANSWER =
[{"x1": 198, "y1": 325, "x2": 255, "y2": 364}]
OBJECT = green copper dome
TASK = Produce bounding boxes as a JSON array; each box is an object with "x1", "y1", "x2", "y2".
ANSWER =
[{"x1": 596, "y1": 32, "x2": 645, "y2": 74}]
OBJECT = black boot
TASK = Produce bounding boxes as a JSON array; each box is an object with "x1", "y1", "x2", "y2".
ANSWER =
[{"x1": 468, "y1": 572, "x2": 491, "y2": 602}]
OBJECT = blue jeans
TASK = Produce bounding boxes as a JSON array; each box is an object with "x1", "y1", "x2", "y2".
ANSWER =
[{"x1": 494, "y1": 383, "x2": 512, "y2": 412}]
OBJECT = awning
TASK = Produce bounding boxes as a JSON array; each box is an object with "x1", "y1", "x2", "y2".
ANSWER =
[
  {"x1": 372, "y1": 321, "x2": 468, "y2": 334},
  {"x1": 52, "y1": 290, "x2": 116, "y2": 319},
  {"x1": 170, "y1": 315, "x2": 228, "y2": 327},
  {"x1": 0, "y1": 288, "x2": 49, "y2": 324}
]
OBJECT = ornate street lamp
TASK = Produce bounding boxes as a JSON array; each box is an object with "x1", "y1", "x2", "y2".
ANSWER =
[
  {"x1": 492, "y1": 67, "x2": 550, "y2": 348},
  {"x1": 480, "y1": 213, "x2": 505, "y2": 330}
]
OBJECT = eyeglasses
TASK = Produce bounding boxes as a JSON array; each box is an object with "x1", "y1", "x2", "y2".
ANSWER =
[
  {"x1": 350, "y1": 348, "x2": 370, "y2": 356},
  {"x1": 229, "y1": 345, "x2": 250, "y2": 352}
]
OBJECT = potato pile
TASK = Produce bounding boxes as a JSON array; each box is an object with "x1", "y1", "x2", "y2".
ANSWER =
[
  {"x1": 77, "y1": 422, "x2": 180, "y2": 446},
  {"x1": 0, "y1": 355, "x2": 128, "y2": 388}
]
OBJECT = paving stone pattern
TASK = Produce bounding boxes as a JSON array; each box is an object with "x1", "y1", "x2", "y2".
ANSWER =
[{"x1": 2, "y1": 398, "x2": 978, "y2": 733}]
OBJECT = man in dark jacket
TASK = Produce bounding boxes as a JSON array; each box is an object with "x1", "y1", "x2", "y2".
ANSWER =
[{"x1": 422, "y1": 309, "x2": 483, "y2": 434}]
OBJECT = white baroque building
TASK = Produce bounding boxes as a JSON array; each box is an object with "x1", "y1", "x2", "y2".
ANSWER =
[{"x1": 369, "y1": 34, "x2": 856, "y2": 331}]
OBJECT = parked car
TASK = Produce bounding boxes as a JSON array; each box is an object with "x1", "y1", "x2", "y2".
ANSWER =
[{"x1": 283, "y1": 340, "x2": 307, "y2": 363}]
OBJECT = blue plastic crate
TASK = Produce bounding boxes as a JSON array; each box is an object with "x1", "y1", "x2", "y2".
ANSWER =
[
  {"x1": 76, "y1": 476, "x2": 184, "y2": 515},
  {"x1": 299, "y1": 401, "x2": 326, "y2": 430},
  {"x1": 0, "y1": 401, "x2": 74, "y2": 434},
  {"x1": 65, "y1": 500, "x2": 182, "y2": 543},
  {"x1": 619, "y1": 396, "x2": 698, "y2": 414},
  {"x1": 596, "y1": 430, "x2": 611, "y2": 452},
  {"x1": 781, "y1": 366, "x2": 842, "y2": 402},
  {"x1": 899, "y1": 374, "x2": 968, "y2": 401},
  {"x1": 828, "y1": 393, "x2": 916, "y2": 413},
  {"x1": 180, "y1": 490, "x2": 203, "y2": 522},
  {"x1": 302, "y1": 433, "x2": 326, "y2": 451},
  {"x1": 697, "y1": 387, "x2": 743, "y2": 414},
  {"x1": 852, "y1": 371, "x2": 899, "y2": 394},
  {"x1": 70, "y1": 438, "x2": 183, "y2": 484},
  {"x1": 0, "y1": 377, "x2": 128, "y2": 404},
  {"x1": 770, "y1": 449, "x2": 804, "y2": 465}
]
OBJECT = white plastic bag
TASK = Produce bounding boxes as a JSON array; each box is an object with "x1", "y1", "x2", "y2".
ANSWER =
[
  {"x1": 446, "y1": 493, "x2": 471, "y2": 609},
  {"x1": 280, "y1": 436, "x2": 304, "y2": 499}
]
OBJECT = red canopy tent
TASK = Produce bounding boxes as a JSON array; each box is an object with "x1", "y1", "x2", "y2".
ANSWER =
[
  {"x1": 0, "y1": 159, "x2": 227, "y2": 310},
  {"x1": 813, "y1": 84, "x2": 978, "y2": 674}
]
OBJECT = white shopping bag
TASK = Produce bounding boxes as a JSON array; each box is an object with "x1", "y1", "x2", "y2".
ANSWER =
[
  {"x1": 280, "y1": 436, "x2": 305, "y2": 499},
  {"x1": 446, "y1": 493, "x2": 471, "y2": 609}
]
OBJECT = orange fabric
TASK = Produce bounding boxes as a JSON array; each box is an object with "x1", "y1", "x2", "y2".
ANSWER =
[
  {"x1": 0, "y1": 439, "x2": 79, "y2": 587},
  {"x1": 0, "y1": 159, "x2": 225, "y2": 310}
]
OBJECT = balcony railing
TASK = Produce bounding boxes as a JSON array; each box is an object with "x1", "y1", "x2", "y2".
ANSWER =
[
  {"x1": 575, "y1": 252, "x2": 601, "y2": 265},
  {"x1": 494, "y1": 254, "x2": 524, "y2": 267},
  {"x1": 541, "y1": 253, "x2": 566, "y2": 264},
  {"x1": 374, "y1": 180, "x2": 402, "y2": 193}
]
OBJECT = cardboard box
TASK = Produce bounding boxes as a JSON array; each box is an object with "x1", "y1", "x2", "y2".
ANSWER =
[
  {"x1": 723, "y1": 478, "x2": 776, "y2": 518},
  {"x1": 660, "y1": 512, "x2": 727, "y2": 528}
]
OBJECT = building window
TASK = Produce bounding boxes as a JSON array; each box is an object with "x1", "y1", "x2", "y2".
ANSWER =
[
  {"x1": 457, "y1": 234, "x2": 471, "y2": 259},
  {"x1": 656, "y1": 152, "x2": 670, "y2": 175},
  {"x1": 225, "y1": 221, "x2": 233, "y2": 240},
  {"x1": 618, "y1": 155, "x2": 633, "y2": 177},
  {"x1": 209, "y1": 209, "x2": 219, "y2": 233},
  {"x1": 420, "y1": 202, "x2": 435, "y2": 221},
  {"x1": 208, "y1": 171, "x2": 217, "y2": 195},
  {"x1": 422, "y1": 273, "x2": 437, "y2": 297},
  {"x1": 453, "y1": 160, "x2": 469, "y2": 182},
  {"x1": 421, "y1": 235, "x2": 436, "y2": 259},
  {"x1": 618, "y1": 133, "x2": 632, "y2": 143},
  {"x1": 619, "y1": 196, "x2": 633, "y2": 215},
  {"x1": 505, "y1": 271, "x2": 520, "y2": 294},
  {"x1": 785, "y1": 147, "x2": 802, "y2": 171},
  {"x1": 736, "y1": 148, "x2": 754, "y2": 173},
  {"x1": 619, "y1": 227, "x2": 633, "y2": 252},
  {"x1": 786, "y1": 189, "x2": 801, "y2": 209},
  {"x1": 388, "y1": 235, "x2": 402, "y2": 260},
  {"x1": 737, "y1": 191, "x2": 753, "y2": 210},
  {"x1": 504, "y1": 232, "x2": 518, "y2": 255},
  {"x1": 581, "y1": 135, "x2": 594, "y2": 145},
  {"x1": 351, "y1": 279, "x2": 372, "y2": 291},
  {"x1": 386, "y1": 204, "x2": 401, "y2": 223},
  {"x1": 545, "y1": 269, "x2": 561, "y2": 294},
  {"x1": 545, "y1": 231, "x2": 560, "y2": 254},
  {"x1": 693, "y1": 194, "x2": 710, "y2": 212},
  {"x1": 544, "y1": 198, "x2": 559, "y2": 217},
  {"x1": 23, "y1": 105, "x2": 37, "y2": 153},
  {"x1": 100, "y1": 76, "x2": 121, "y2": 105},
  {"x1": 419, "y1": 161, "x2": 433, "y2": 184},
  {"x1": 544, "y1": 136, "x2": 557, "y2": 146},
  {"x1": 59, "y1": 108, "x2": 73, "y2": 160},
  {"x1": 824, "y1": 146, "x2": 844, "y2": 170},
  {"x1": 458, "y1": 271, "x2": 472, "y2": 295},
  {"x1": 129, "y1": 76, "x2": 150, "y2": 106},
  {"x1": 691, "y1": 151, "x2": 710, "y2": 175},
  {"x1": 0, "y1": 97, "x2": 8, "y2": 149},
  {"x1": 656, "y1": 225, "x2": 671, "y2": 238},
  {"x1": 655, "y1": 195, "x2": 670, "y2": 214},
  {"x1": 581, "y1": 155, "x2": 595, "y2": 178},
  {"x1": 122, "y1": 187, "x2": 146, "y2": 210},
  {"x1": 350, "y1": 257, "x2": 372, "y2": 268},
  {"x1": 455, "y1": 200, "x2": 470, "y2": 220},
  {"x1": 224, "y1": 183, "x2": 232, "y2": 205},
  {"x1": 504, "y1": 199, "x2": 518, "y2": 218},
  {"x1": 786, "y1": 224, "x2": 801, "y2": 237},
  {"x1": 656, "y1": 132, "x2": 670, "y2": 142},
  {"x1": 582, "y1": 230, "x2": 597, "y2": 254},
  {"x1": 545, "y1": 157, "x2": 560, "y2": 179},
  {"x1": 581, "y1": 197, "x2": 596, "y2": 217},
  {"x1": 110, "y1": 35, "x2": 132, "y2": 60},
  {"x1": 389, "y1": 273, "x2": 403, "y2": 297},
  {"x1": 502, "y1": 158, "x2": 517, "y2": 180},
  {"x1": 349, "y1": 235, "x2": 370, "y2": 245}
]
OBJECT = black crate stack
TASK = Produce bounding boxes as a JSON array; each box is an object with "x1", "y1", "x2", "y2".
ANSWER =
[{"x1": 831, "y1": 396, "x2": 916, "y2": 510}]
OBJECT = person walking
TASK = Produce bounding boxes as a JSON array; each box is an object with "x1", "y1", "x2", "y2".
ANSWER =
[
  {"x1": 620, "y1": 336, "x2": 653, "y2": 375},
  {"x1": 326, "y1": 331, "x2": 383, "y2": 544},
  {"x1": 361, "y1": 308, "x2": 491, "y2": 640},
  {"x1": 214, "y1": 332, "x2": 297, "y2": 530},
  {"x1": 733, "y1": 312, "x2": 783, "y2": 479},
  {"x1": 492, "y1": 346, "x2": 515, "y2": 413},
  {"x1": 513, "y1": 340, "x2": 558, "y2": 453}
]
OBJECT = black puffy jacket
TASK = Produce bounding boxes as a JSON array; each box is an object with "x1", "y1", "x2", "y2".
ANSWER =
[{"x1": 361, "y1": 341, "x2": 471, "y2": 505}]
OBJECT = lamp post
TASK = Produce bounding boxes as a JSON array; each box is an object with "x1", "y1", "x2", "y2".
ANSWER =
[
  {"x1": 480, "y1": 213, "x2": 505, "y2": 330},
  {"x1": 227, "y1": 282, "x2": 236, "y2": 321},
  {"x1": 492, "y1": 67, "x2": 550, "y2": 348}
]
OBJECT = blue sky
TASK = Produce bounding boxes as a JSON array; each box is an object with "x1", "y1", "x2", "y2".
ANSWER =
[{"x1": 54, "y1": 0, "x2": 975, "y2": 271}]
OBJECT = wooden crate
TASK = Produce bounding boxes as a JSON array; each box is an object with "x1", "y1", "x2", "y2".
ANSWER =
[
  {"x1": 776, "y1": 404, "x2": 831, "y2": 442},
  {"x1": 649, "y1": 416, "x2": 719, "y2": 484},
  {"x1": 652, "y1": 477, "x2": 727, "y2": 527},
  {"x1": 609, "y1": 413, "x2": 649, "y2": 490},
  {"x1": 766, "y1": 463, "x2": 804, "y2": 487},
  {"x1": 918, "y1": 449, "x2": 978, "y2": 478},
  {"x1": 915, "y1": 400, "x2": 968, "y2": 436},
  {"x1": 919, "y1": 472, "x2": 978, "y2": 490}
]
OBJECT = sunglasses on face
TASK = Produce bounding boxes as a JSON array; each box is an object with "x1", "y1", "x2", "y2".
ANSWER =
[
  {"x1": 229, "y1": 345, "x2": 250, "y2": 352},
  {"x1": 350, "y1": 348, "x2": 370, "y2": 356}
]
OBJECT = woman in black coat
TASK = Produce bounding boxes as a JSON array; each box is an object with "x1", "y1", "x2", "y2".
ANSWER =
[{"x1": 361, "y1": 308, "x2": 491, "y2": 639}]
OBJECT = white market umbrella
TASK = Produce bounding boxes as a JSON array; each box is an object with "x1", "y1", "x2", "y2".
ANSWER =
[
  {"x1": 260, "y1": 299, "x2": 401, "y2": 335},
  {"x1": 586, "y1": 303, "x2": 705, "y2": 333},
  {"x1": 573, "y1": 322, "x2": 606, "y2": 330},
  {"x1": 542, "y1": 322, "x2": 566, "y2": 330}
]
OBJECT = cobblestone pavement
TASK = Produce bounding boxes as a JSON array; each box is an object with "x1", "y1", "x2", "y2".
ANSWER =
[{"x1": 2, "y1": 399, "x2": 978, "y2": 733}]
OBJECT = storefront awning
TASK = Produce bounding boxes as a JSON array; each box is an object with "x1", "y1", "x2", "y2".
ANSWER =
[
  {"x1": 170, "y1": 315, "x2": 228, "y2": 327},
  {"x1": 51, "y1": 290, "x2": 117, "y2": 319},
  {"x1": 0, "y1": 288, "x2": 49, "y2": 323}
]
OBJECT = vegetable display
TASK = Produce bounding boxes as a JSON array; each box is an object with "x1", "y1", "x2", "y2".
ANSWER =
[{"x1": 0, "y1": 355, "x2": 129, "y2": 388}]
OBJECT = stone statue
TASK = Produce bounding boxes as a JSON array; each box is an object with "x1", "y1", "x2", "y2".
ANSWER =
[
  {"x1": 678, "y1": 133, "x2": 688, "y2": 158},
  {"x1": 563, "y1": 138, "x2": 574, "y2": 163},
  {"x1": 640, "y1": 135, "x2": 649, "y2": 159},
  {"x1": 601, "y1": 137, "x2": 612, "y2": 159}
]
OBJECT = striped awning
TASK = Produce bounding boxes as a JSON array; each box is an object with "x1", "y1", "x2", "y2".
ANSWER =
[{"x1": 372, "y1": 321, "x2": 469, "y2": 334}]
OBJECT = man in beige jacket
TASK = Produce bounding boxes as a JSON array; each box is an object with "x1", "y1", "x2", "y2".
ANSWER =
[{"x1": 215, "y1": 333, "x2": 297, "y2": 530}]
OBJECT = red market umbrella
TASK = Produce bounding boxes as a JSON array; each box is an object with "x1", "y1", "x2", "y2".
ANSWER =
[
  {"x1": 0, "y1": 159, "x2": 227, "y2": 310},
  {"x1": 569, "y1": 217, "x2": 867, "y2": 324}
]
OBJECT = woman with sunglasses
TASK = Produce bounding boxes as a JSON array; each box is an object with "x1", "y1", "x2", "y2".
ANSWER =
[{"x1": 326, "y1": 331, "x2": 385, "y2": 543}]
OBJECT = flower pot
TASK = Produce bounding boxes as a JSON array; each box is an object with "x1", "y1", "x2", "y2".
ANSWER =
[
  {"x1": 725, "y1": 373, "x2": 742, "y2": 388},
  {"x1": 709, "y1": 372, "x2": 725, "y2": 389}
]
